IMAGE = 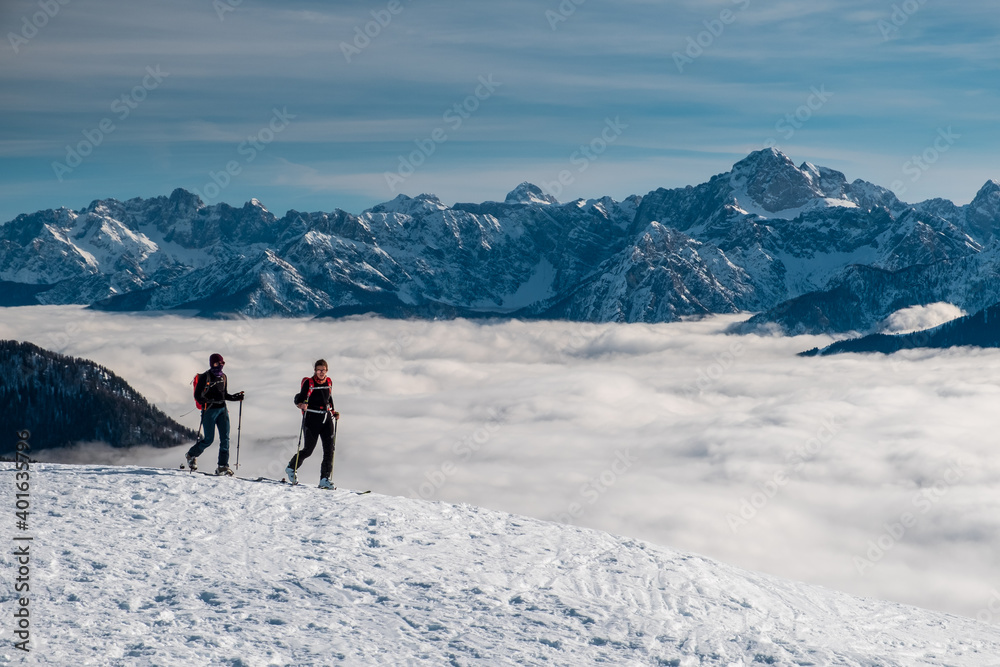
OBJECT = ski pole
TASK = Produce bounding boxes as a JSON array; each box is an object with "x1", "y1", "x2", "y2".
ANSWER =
[
  {"x1": 184, "y1": 412, "x2": 204, "y2": 472},
  {"x1": 292, "y1": 411, "x2": 306, "y2": 479},
  {"x1": 330, "y1": 417, "x2": 338, "y2": 487},
  {"x1": 235, "y1": 400, "x2": 243, "y2": 470},
  {"x1": 193, "y1": 409, "x2": 204, "y2": 448}
]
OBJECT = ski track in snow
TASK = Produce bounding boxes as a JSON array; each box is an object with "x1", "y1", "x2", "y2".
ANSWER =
[{"x1": 3, "y1": 465, "x2": 1000, "y2": 666}]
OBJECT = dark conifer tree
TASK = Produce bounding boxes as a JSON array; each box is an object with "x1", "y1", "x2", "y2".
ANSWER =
[{"x1": 1, "y1": 340, "x2": 197, "y2": 455}]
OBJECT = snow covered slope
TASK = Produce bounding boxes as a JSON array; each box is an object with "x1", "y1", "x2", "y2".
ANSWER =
[{"x1": 4, "y1": 464, "x2": 1000, "y2": 666}]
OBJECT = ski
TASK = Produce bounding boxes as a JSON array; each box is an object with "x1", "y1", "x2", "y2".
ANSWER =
[
  {"x1": 244, "y1": 476, "x2": 288, "y2": 485},
  {"x1": 281, "y1": 477, "x2": 370, "y2": 494},
  {"x1": 321, "y1": 487, "x2": 371, "y2": 495},
  {"x1": 177, "y1": 468, "x2": 369, "y2": 493},
  {"x1": 181, "y1": 467, "x2": 235, "y2": 478}
]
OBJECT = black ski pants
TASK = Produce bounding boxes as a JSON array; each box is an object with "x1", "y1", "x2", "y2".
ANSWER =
[{"x1": 288, "y1": 416, "x2": 335, "y2": 480}]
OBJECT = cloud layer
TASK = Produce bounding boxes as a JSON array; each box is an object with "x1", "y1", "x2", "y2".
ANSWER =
[
  {"x1": 3, "y1": 306, "x2": 1000, "y2": 622},
  {"x1": 880, "y1": 302, "x2": 967, "y2": 334}
]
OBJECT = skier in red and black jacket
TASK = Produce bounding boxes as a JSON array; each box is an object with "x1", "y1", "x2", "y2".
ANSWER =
[
  {"x1": 185, "y1": 353, "x2": 244, "y2": 475},
  {"x1": 285, "y1": 359, "x2": 340, "y2": 488}
]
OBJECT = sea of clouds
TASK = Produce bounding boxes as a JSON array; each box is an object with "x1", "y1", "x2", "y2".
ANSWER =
[{"x1": 3, "y1": 305, "x2": 1000, "y2": 623}]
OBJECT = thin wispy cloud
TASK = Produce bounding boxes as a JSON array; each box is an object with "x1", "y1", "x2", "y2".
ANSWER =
[{"x1": 2, "y1": 0, "x2": 998, "y2": 221}]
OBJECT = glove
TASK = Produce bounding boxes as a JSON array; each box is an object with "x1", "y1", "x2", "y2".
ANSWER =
[
  {"x1": 332, "y1": 411, "x2": 340, "y2": 420},
  {"x1": 236, "y1": 391, "x2": 245, "y2": 401}
]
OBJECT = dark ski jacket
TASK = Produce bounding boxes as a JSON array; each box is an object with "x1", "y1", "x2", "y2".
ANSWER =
[
  {"x1": 194, "y1": 371, "x2": 240, "y2": 410},
  {"x1": 294, "y1": 376, "x2": 335, "y2": 429}
]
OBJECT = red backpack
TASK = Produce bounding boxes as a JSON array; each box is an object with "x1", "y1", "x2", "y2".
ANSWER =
[
  {"x1": 301, "y1": 376, "x2": 332, "y2": 412},
  {"x1": 192, "y1": 373, "x2": 205, "y2": 410}
]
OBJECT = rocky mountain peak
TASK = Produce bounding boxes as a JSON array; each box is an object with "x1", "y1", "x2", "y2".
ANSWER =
[
  {"x1": 806, "y1": 163, "x2": 849, "y2": 199},
  {"x1": 368, "y1": 193, "x2": 448, "y2": 217},
  {"x1": 967, "y1": 180, "x2": 1000, "y2": 239},
  {"x1": 505, "y1": 182, "x2": 558, "y2": 206},
  {"x1": 168, "y1": 187, "x2": 204, "y2": 209},
  {"x1": 972, "y1": 179, "x2": 1000, "y2": 202},
  {"x1": 146, "y1": 188, "x2": 206, "y2": 227},
  {"x1": 728, "y1": 148, "x2": 826, "y2": 213}
]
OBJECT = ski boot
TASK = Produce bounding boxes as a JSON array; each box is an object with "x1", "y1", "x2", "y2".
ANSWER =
[
  {"x1": 185, "y1": 455, "x2": 197, "y2": 471},
  {"x1": 318, "y1": 478, "x2": 333, "y2": 490},
  {"x1": 285, "y1": 466, "x2": 298, "y2": 485},
  {"x1": 215, "y1": 466, "x2": 234, "y2": 476}
]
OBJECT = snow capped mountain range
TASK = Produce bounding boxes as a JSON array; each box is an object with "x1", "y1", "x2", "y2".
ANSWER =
[
  {"x1": 2, "y1": 149, "x2": 998, "y2": 329},
  {"x1": 10, "y1": 463, "x2": 1000, "y2": 665}
]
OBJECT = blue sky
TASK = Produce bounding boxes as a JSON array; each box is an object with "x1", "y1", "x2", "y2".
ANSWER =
[{"x1": 1, "y1": 0, "x2": 998, "y2": 223}]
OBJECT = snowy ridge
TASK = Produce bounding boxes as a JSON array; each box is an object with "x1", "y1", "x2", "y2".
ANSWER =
[
  {"x1": 4, "y1": 464, "x2": 1000, "y2": 666},
  {"x1": 2, "y1": 149, "x2": 999, "y2": 328}
]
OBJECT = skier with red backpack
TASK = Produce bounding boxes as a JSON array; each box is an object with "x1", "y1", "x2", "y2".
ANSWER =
[
  {"x1": 286, "y1": 359, "x2": 340, "y2": 488},
  {"x1": 185, "y1": 353, "x2": 245, "y2": 475}
]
